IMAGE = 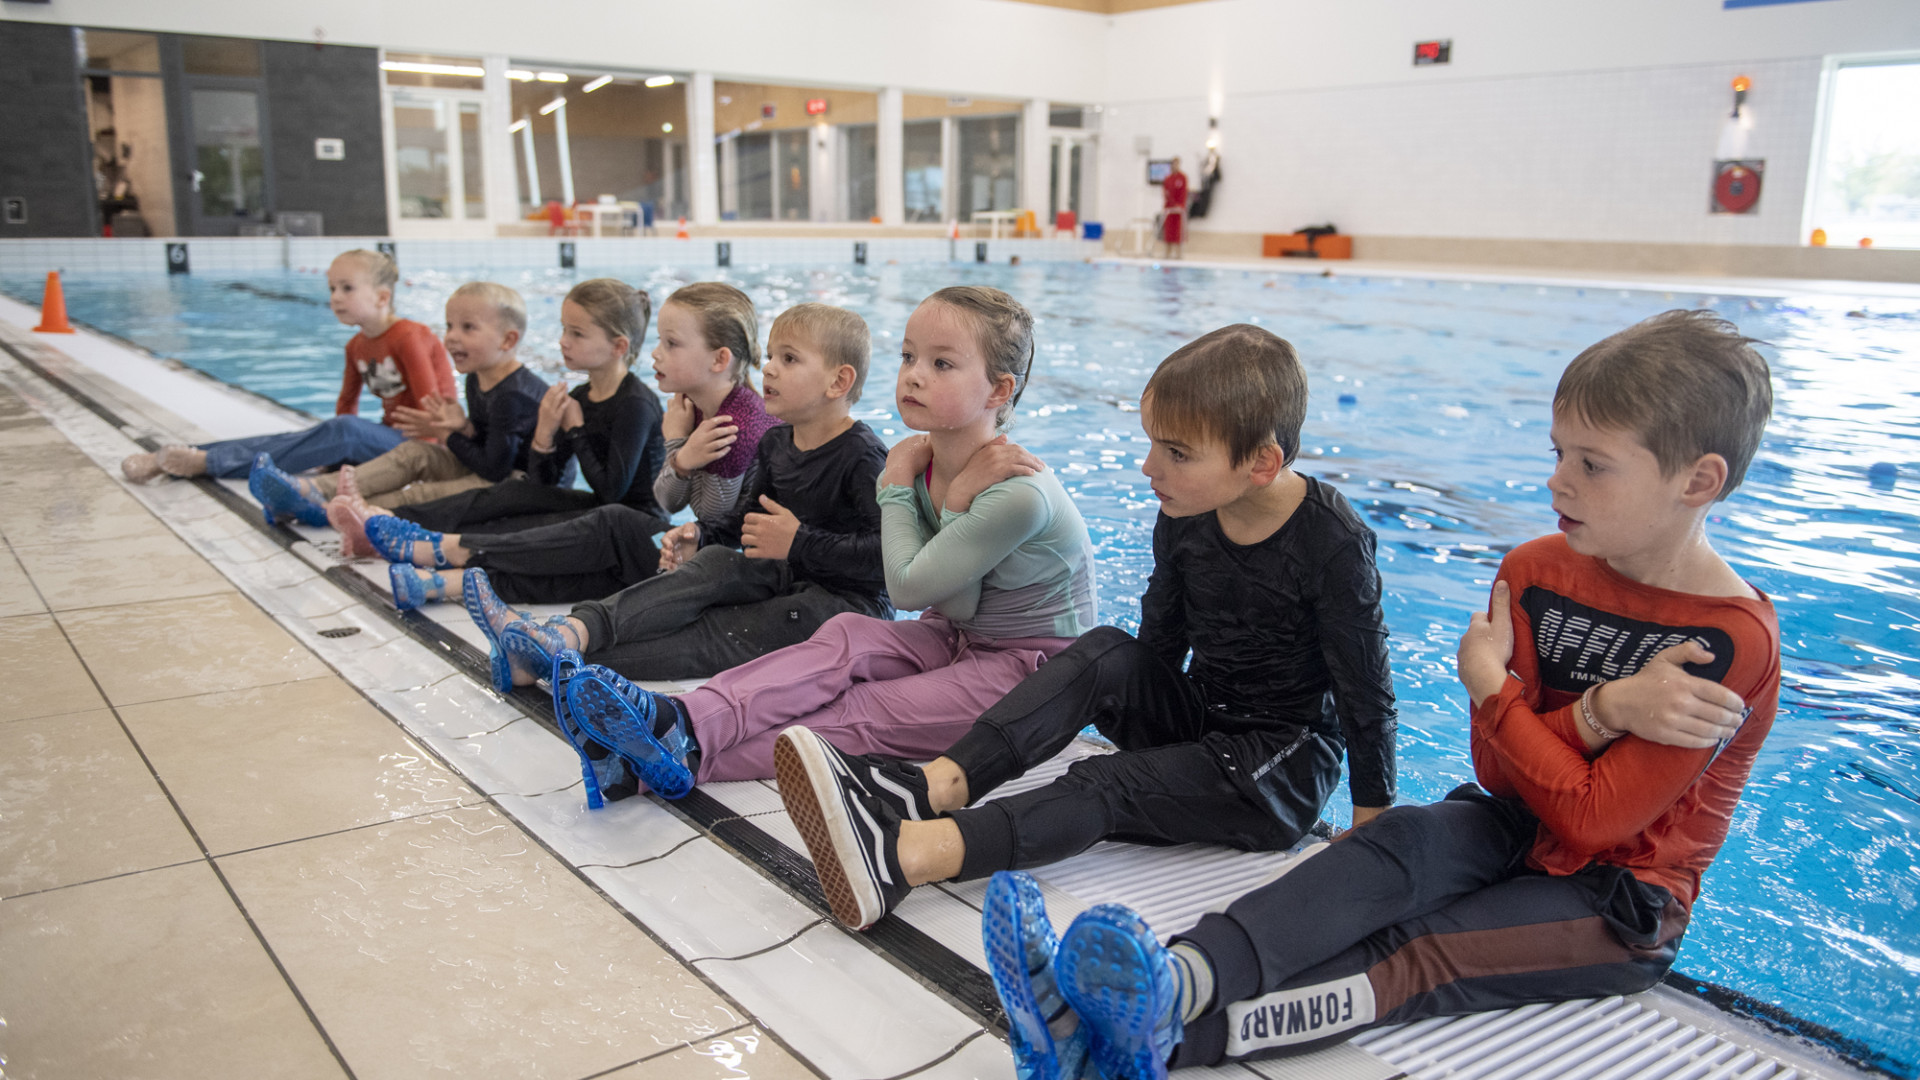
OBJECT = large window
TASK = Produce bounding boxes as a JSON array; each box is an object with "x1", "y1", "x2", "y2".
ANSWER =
[
  {"x1": 1808, "y1": 58, "x2": 1920, "y2": 249},
  {"x1": 903, "y1": 120, "x2": 943, "y2": 222},
  {"x1": 844, "y1": 124, "x2": 877, "y2": 222},
  {"x1": 957, "y1": 115, "x2": 1019, "y2": 215}
]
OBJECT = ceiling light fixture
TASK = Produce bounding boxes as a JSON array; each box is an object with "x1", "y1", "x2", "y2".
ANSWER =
[
  {"x1": 662, "y1": 122, "x2": 674, "y2": 132},
  {"x1": 506, "y1": 69, "x2": 534, "y2": 81},
  {"x1": 583, "y1": 75, "x2": 612, "y2": 93},
  {"x1": 379, "y1": 61, "x2": 484, "y2": 77},
  {"x1": 644, "y1": 75, "x2": 675, "y2": 88},
  {"x1": 509, "y1": 118, "x2": 528, "y2": 133},
  {"x1": 539, "y1": 96, "x2": 566, "y2": 115},
  {"x1": 536, "y1": 71, "x2": 569, "y2": 83}
]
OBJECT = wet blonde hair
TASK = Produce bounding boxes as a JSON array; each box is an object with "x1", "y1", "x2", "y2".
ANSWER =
[
  {"x1": 768, "y1": 303, "x2": 872, "y2": 404},
  {"x1": 666, "y1": 282, "x2": 761, "y2": 387},
  {"x1": 334, "y1": 248, "x2": 398, "y2": 292},
  {"x1": 565, "y1": 278, "x2": 652, "y2": 365},
  {"x1": 450, "y1": 281, "x2": 527, "y2": 335},
  {"x1": 923, "y1": 285, "x2": 1034, "y2": 430}
]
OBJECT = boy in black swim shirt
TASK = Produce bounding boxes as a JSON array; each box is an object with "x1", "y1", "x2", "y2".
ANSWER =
[{"x1": 775, "y1": 323, "x2": 1398, "y2": 931}]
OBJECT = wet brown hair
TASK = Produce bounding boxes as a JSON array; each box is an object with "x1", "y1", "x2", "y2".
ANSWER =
[
  {"x1": 666, "y1": 282, "x2": 761, "y2": 387},
  {"x1": 769, "y1": 303, "x2": 872, "y2": 404},
  {"x1": 923, "y1": 285, "x2": 1034, "y2": 430},
  {"x1": 1554, "y1": 309, "x2": 1773, "y2": 500},
  {"x1": 564, "y1": 278, "x2": 652, "y2": 364},
  {"x1": 1142, "y1": 324, "x2": 1307, "y2": 467}
]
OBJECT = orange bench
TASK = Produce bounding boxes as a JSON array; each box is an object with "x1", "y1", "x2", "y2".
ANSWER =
[{"x1": 1263, "y1": 232, "x2": 1351, "y2": 259}]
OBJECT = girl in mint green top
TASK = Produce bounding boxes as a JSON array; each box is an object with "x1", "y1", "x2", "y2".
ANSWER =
[{"x1": 667, "y1": 286, "x2": 1099, "y2": 785}]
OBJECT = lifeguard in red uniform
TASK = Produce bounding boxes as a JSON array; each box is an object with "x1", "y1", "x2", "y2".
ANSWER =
[{"x1": 1159, "y1": 156, "x2": 1189, "y2": 259}]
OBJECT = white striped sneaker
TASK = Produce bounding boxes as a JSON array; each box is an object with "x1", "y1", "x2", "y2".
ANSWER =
[{"x1": 774, "y1": 726, "x2": 912, "y2": 930}]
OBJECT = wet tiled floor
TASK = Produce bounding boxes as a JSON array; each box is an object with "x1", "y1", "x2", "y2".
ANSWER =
[{"x1": 0, "y1": 382, "x2": 817, "y2": 1080}]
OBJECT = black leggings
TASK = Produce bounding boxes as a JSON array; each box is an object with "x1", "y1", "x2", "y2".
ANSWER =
[
  {"x1": 572, "y1": 546, "x2": 887, "y2": 682},
  {"x1": 1170, "y1": 787, "x2": 1684, "y2": 1067},
  {"x1": 461, "y1": 503, "x2": 669, "y2": 605},
  {"x1": 945, "y1": 626, "x2": 1342, "y2": 881},
  {"x1": 396, "y1": 478, "x2": 617, "y2": 534}
]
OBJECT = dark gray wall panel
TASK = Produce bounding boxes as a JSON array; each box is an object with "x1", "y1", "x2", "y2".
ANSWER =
[
  {"x1": 0, "y1": 21, "x2": 99, "y2": 237},
  {"x1": 262, "y1": 41, "x2": 387, "y2": 236}
]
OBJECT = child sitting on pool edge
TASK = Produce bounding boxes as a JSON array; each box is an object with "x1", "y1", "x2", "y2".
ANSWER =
[
  {"x1": 543, "y1": 285, "x2": 1099, "y2": 807},
  {"x1": 773, "y1": 323, "x2": 1399, "y2": 932},
  {"x1": 984, "y1": 309, "x2": 1779, "y2": 1080},
  {"x1": 469, "y1": 302, "x2": 891, "y2": 699},
  {"x1": 248, "y1": 282, "x2": 547, "y2": 549},
  {"x1": 122, "y1": 249, "x2": 455, "y2": 485}
]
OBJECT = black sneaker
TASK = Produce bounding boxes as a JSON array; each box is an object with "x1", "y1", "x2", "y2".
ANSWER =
[{"x1": 774, "y1": 726, "x2": 912, "y2": 930}]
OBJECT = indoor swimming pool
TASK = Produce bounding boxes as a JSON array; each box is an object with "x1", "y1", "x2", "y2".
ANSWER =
[{"x1": 8, "y1": 261, "x2": 1916, "y2": 1074}]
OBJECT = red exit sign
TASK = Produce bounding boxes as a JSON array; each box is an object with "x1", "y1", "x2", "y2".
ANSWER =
[
  {"x1": 1414, "y1": 39, "x2": 1451, "y2": 65},
  {"x1": 805, "y1": 98, "x2": 828, "y2": 116}
]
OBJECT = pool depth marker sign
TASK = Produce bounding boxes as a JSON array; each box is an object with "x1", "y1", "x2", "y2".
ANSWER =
[{"x1": 166, "y1": 243, "x2": 190, "y2": 274}]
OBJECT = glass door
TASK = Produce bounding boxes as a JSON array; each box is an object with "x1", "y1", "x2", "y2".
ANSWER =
[
  {"x1": 186, "y1": 86, "x2": 267, "y2": 235},
  {"x1": 384, "y1": 87, "x2": 489, "y2": 233}
]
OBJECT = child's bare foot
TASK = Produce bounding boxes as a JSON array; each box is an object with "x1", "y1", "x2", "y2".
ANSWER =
[
  {"x1": 156, "y1": 445, "x2": 207, "y2": 477},
  {"x1": 122, "y1": 453, "x2": 164, "y2": 483}
]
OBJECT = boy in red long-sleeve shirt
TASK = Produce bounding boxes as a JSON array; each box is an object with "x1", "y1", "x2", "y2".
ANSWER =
[
  {"x1": 123, "y1": 249, "x2": 454, "y2": 484},
  {"x1": 980, "y1": 309, "x2": 1780, "y2": 1080}
]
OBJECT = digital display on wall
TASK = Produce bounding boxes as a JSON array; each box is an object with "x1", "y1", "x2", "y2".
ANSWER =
[{"x1": 1147, "y1": 159, "x2": 1173, "y2": 185}]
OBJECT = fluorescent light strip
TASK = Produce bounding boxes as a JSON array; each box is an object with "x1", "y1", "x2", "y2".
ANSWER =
[
  {"x1": 583, "y1": 75, "x2": 612, "y2": 93},
  {"x1": 380, "y1": 61, "x2": 484, "y2": 77},
  {"x1": 508, "y1": 119, "x2": 528, "y2": 133},
  {"x1": 536, "y1": 71, "x2": 569, "y2": 83},
  {"x1": 539, "y1": 96, "x2": 566, "y2": 115},
  {"x1": 506, "y1": 69, "x2": 535, "y2": 81},
  {"x1": 644, "y1": 75, "x2": 676, "y2": 88}
]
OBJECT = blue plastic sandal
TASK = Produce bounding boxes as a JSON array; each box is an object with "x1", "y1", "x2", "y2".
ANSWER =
[
  {"x1": 498, "y1": 617, "x2": 571, "y2": 689},
  {"x1": 248, "y1": 453, "x2": 329, "y2": 527},
  {"x1": 463, "y1": 568, "x2": 531, "y2": 694},
  {"x1": 558, "y1": 661, "x2": 695, "y2": 799},
  {"x1": 388, "y1": 564, "x2": 445, "y2": 611},
  {"x1": 1057, "y1": 905, "x2": 1183, "y2": 1080},
  {"x1": 365, "y1": 514, "x2": 450, "y2": 568},
  {"x1": 985, "y1": 872, "x2": 1093, "y2": 1080},
  {"x1": 549, "y1": 650, "x2": 638, "y2": 809}
]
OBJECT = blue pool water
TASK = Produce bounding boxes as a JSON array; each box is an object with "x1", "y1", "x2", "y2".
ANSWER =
[{"x1": 8, "y1": 263, "x2": 1917, "y2": 1074}]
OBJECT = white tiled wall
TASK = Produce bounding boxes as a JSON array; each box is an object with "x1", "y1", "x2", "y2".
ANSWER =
[
  {"x1": 1101, "y1": 57, "x2": 1823, "y2": 247},
  {"x1": 0, "y1": 236, "x2": 1100, "y2": 278}
]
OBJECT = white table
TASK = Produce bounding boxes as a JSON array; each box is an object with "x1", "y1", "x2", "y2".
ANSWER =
[
  {"x1": 577, "y1": 203, "x2": 626, "y2": 238},
  {"x1": 971, "y1": 210, "x2": 1019, "y2": 239}
]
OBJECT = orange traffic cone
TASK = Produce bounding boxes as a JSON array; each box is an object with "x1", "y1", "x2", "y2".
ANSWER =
[
  {"x1": 676, "y1": 216, "x2": 689, "y2": 240},
  {"x1": 34, "y1": 271, "x2": 75, "y2": 334}
]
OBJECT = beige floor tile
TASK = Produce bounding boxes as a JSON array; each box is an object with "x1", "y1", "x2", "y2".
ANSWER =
[
  {"x1": 0, "y1": 545, "x2": 47, "y2": 617},
  {"x1": 120, "y1": 676, "x2": 479, "y2": 854},
  {"x1": 605, "y1": 1028, "x2": 820, "y2": 1080},
  {"x1": 0, "y1": 613, "x2": 105, "y2": 721},
  {"x1": 0, "y1": 443, "x2": 97, "y2": 487},
  {"x1": 0, "y1": 419, "x2": 69, "y2": 450},
  {"x1": 14, "y1": 530, "x2": 233, "y2": 611},
  {"x1": 0, "y1": 472, "x2": 171, "y2": 545},
  {"x1": 0, "y1": 860, "x2": 346, "y2": 1080},
  {"x1": 58, "y1": 592, "x2": 329, "y2": 706},
  {"x1": 220, "y1": 804, "x2": 743, "y2": 1080},
  {"x1": 0, "y1": 709, "x2": 203, "y2": 897}
]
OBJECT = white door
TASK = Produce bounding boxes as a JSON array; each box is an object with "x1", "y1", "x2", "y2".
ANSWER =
[{"x1": 384, "y1": 87, "x2": 493, "y2": 238}]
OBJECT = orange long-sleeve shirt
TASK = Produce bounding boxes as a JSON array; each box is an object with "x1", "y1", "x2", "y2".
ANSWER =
[
  {"x1": 1471, "y1": 535, "x2": 1780, "y2": 910},
  {"x1": 334, "y1": 319, "x2": 457, "y2": 425}
]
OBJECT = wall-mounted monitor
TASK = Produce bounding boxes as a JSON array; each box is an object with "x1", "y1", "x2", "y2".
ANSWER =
[{"x1": 1147, "y1": 159, "x2": 1174, "y2": 185}]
